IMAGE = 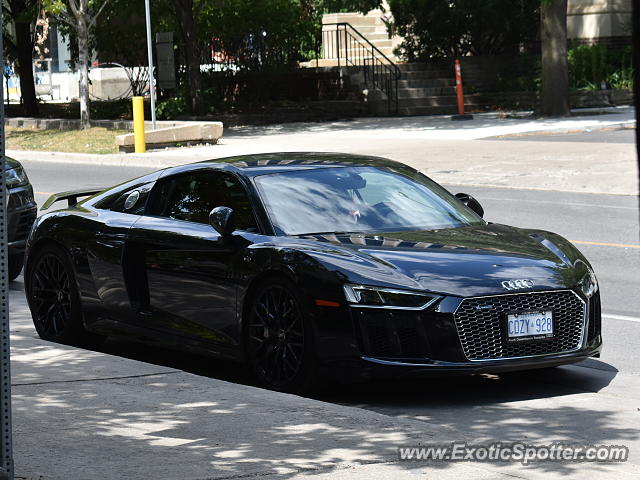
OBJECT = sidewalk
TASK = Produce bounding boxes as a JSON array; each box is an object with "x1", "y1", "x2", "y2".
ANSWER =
[
  {"x1": 9, "y1": 282, "x2": 640, "y2": 480},
  {"x1": 7, "y1": 106, "x2": 638, "y2": 196},
  {"x1": 10, "y1": 282, "x2": 640, "y2": 480}
]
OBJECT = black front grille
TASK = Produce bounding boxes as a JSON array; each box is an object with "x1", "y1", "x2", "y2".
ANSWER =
[
  {"x1": 354, "y1": 309, "x2": 432, "y2": 358},
  {"x1": 454, "y1": 290, "x2": 586, "y2": 361}
]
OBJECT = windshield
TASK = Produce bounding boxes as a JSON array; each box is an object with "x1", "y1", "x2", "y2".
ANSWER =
[{"x1": 253, "y1": 166, "x2": 485, "y2": 235}]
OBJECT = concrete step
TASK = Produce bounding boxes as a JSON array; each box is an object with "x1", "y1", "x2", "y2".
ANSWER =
[
  {"x1": 334, "y1": 39, "x2": 393, "y2": 49},
  {"x1": 397, "y1": 62, "x2": 452, "y2": 72},
  {"x1": 347, "y1": 25, "x2": 387, "y2": 35},
  {"x1": 323, "y1": 12, "x2": 385, "y2": 27},
  {"x1": 301, "y1": 58, "x2": 402, "y2": 68},
  {"x1": 360, "y1": 33, "x2": 392, "y2": 42},
  {"x1": 325, "y1": 48, "x2": 396, "y2": 60},
  {"x1": 322, "y1": 25, "x2": 384, "y2": 35},
  {"x1": 398, "y1": 86, "x2": 456, "y2": 98},
  {"x1": 400, "y1": 69, "x2": 454, "y2": 80},
  {"x1": 333, "y1": 38, "x2": 394, "y2": 50},
  {"x1": 398, "y1": 78, "x2": 455, "y2": 88}
]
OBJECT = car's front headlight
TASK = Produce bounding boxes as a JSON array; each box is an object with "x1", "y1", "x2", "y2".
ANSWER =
[
  {"x1": 6, "y1": 167, "x2": 29, "y2": 189},
  {"x1": 579, "y1": 268, "x2": 598, "y2": 298},
  {"x1": 343, "y1": 284, "x2": 441, "y2": 310}
]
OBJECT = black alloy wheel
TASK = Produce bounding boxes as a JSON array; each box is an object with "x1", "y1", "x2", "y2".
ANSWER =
[
  {"x1": 27, "y1": 245, "x2": 104, "y2": 346},
  {"x1": 246, "y1": 279, "x2": 315, "y2": 392}
]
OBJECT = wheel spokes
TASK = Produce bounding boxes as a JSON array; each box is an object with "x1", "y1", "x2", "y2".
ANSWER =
[
  {"x1": 249, "y1": 285, "x2": 305, "y2": 387},
  {"x1": 30, "y1": 254, "x2": 72, "y2": 338}
]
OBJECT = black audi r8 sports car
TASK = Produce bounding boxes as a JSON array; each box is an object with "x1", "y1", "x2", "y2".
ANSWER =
[{"x1": 25, "y1": 153, "x2": 602, "y2": 392}]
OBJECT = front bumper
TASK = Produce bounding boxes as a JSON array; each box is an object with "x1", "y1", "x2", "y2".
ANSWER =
[{"x1": 313, "y1": 289, "x2": 602, "y2": 380}]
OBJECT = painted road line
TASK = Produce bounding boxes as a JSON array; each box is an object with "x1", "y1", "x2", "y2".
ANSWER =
[
  {"x1": 603, "y1": 314, "x2": 640, "y2": 324},
  {"x1": 571, "y1": 240, "x2": 640, "y2": 249}
]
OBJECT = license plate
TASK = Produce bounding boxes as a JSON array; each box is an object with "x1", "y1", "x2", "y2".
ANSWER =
[{"x1": 506, "y1": 311, "x2": 553, "y2": 342}]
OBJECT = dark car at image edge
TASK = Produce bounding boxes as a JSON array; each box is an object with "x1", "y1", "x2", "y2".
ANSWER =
[
  {"x1": 5, "y1": 157, "x2": 37, "y2": 280},
  {"x1": 23, "y1": 152, "x2": 602, "y2": 392}
]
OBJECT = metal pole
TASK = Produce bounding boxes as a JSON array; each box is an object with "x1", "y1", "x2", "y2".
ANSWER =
[
  {"x1": 144, "y1": 0, "x2": 157, "y2": 130},
  {"x1": 0, "y1": 9, "x2": 14, "y2": 480}
]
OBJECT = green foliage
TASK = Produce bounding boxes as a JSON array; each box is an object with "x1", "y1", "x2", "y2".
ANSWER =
[
  {"x1": 388, "y1": 0, "x2": 540, "y2": 60},
  {"x1": 42, "y1": 0, "x2": 67, "y2": 17},
  {"x1": 156, "y1": 95, "x2": 189, "y2": 120},
  {"x1": 568, "y1": 44, "x2": 634, "y2": 90},
  {"x1": 43, "y1": 0, "x2": 118, "y2": 70},
  {"x1": 606, "y1": 68, "x2": 634, "y2": 89},
  {"x1": 200, "y1": 0, "x2": 323, "y2": 71},
  {"x1": 320, "y1": 0, "x2": 382, "y2": 13},
  {"x1": 93, "y1": 0, "x2": 147, "y2": 66}
]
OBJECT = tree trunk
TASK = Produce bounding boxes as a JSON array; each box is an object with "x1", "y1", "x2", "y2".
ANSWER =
[
  {"x1": 172, "y1": 0, "x2": 205, "y2": 115},
  {"x1": 14, "y1": 19, "x2": 39, "y2": 116},
  {"x1": 540, "y1": 0, "x2": 569, "y2": 117},
  {"x1": 77, "y1": 17, "x2": 91, "y2": 129}
]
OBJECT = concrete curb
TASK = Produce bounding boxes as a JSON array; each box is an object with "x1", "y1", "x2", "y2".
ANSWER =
[
  {"x1": 4, "y1": 117, "x2": 218, "y2": 131},
  {"x1": 6, "y1": 149, "x2": 191, "y2": 169}
]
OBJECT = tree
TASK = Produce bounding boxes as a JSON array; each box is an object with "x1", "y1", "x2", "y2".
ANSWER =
[
  {"x1": 540, "y1": 0, "x2": 569, "y2": 116},
  {"x1": 45, "y1": 0, "x2": 111, "y2": 128},
  {"x1": 3, "y1": 0, "x2": 40, "y2": 115},
  {"x1": 387, "y1": 0, "x2": 540, "y2": 60},
  {"x1": 168, "y1": 0, "x2": 380, "y2": 116},
  {"x1": 93, "y1": 0, "x2": 152, "y2": 96},
  {"x1": 171, "y1": 0, "x2": 205, "y2": 115}
]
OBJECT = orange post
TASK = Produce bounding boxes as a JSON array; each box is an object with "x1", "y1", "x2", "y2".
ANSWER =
[
  {"x1": 455, "y1": 59, "x2": 465, "y2": 115},
  {"x1": 452, "y1": 59, "x2": 473, "y2": 121}
]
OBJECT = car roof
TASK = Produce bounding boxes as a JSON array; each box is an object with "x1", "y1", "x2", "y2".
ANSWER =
[{"x1": 169, "y1": 152, "x2": 408, "y2": 177}]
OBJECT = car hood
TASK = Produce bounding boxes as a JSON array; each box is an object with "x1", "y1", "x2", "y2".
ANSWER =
[{"x1": 285, "y1": 224, "x2": 589, "y2": 298}]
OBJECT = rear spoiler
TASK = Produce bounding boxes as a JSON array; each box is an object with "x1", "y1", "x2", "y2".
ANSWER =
[{"x1": 41, "y1": 188, "x2": 105, "y2": 211}]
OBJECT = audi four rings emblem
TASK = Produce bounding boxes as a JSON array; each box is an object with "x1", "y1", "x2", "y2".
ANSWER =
[{"x1": 501, "y1": 279, "x2": 534, "y2": 290}]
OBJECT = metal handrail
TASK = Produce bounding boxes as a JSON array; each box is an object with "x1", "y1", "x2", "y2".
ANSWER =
[{"x1": 322, "y1": 22, "x2": 400, "y2": 114}]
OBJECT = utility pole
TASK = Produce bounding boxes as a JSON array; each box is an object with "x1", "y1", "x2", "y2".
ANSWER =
[
  {"x1": 144, "y1": 0, "x2": 157, "y2": 130},
  {"x1": 0, "y1": 8, "x2": 15, "y2": 480}
]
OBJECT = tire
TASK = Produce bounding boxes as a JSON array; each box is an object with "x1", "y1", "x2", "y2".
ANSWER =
[
  {"x1": 245, "y1": 277, "x2": 318, "y2": 394},
  {"x1": 26, "y1": 244, "x2": 105, "y2": 347},
  {"x1": 8, "y1": 253, "x2": 24, "y2": 281}
]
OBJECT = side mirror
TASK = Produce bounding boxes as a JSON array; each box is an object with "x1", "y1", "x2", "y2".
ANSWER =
[
  {"x1": 455, "y1": 193, "x2": 484, "y2": 218},
  {"x1": 209, "y1": 206, "x2": 236, "y2": 237}
]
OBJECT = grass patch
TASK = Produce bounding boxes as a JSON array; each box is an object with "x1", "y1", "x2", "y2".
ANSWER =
[{"x1": 6, "y1": 126, "x2": 130, "y2": 154}]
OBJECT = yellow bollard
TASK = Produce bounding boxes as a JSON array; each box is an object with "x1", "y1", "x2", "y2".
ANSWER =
[{"x1": 132, "y1": 96, "x2": 146, "y2": 153}]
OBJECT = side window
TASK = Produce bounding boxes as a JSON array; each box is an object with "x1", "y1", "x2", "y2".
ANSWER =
[
  {"x1": 147, "y1": 171, "x2": 258, "y2": 231},
  {"x1": 109, "y1": 182, "x2": 155, "y2": 215}
]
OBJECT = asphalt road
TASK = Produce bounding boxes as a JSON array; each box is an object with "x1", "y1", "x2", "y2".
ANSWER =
[{"x1": 19, "y1": 158, "x2": 640, "y2": 376}]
